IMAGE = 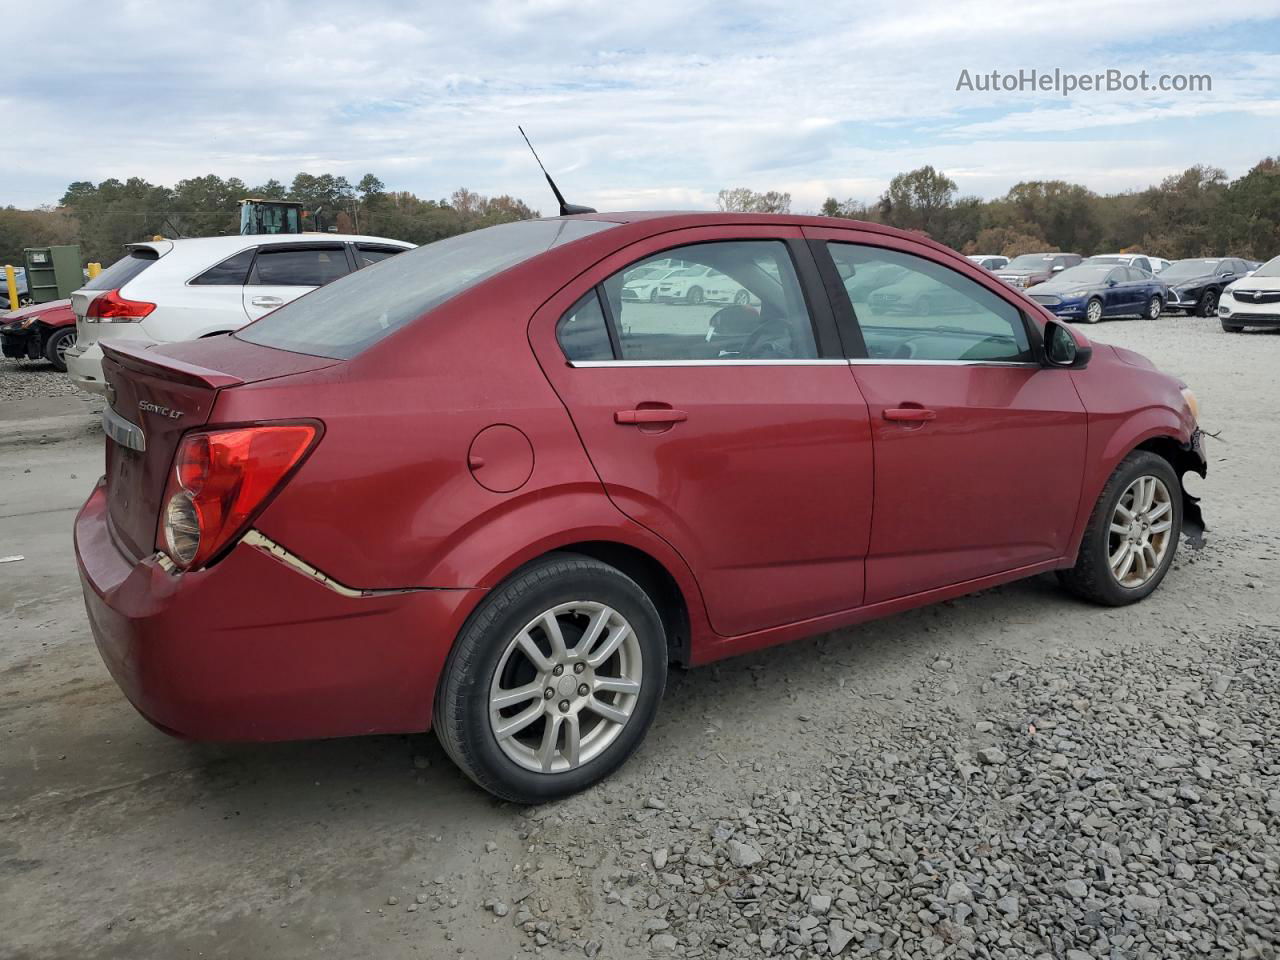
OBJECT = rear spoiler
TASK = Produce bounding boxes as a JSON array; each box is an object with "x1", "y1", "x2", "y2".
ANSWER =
[{"x1": 100, "y1": 341, "x2": 245, "y2": 390}]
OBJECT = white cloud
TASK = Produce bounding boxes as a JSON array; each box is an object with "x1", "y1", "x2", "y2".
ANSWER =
[{"x1": 1, "y1": 0, "x2": 1278, "y2": 210}]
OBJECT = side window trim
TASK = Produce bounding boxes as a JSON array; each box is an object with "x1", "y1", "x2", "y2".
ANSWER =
[
  {"x1": 185, "y1": 246, "x2": 258, "y2": 286},
  {"x1": 812, "y1": 236, "x2": 1042, "y2": 365}
]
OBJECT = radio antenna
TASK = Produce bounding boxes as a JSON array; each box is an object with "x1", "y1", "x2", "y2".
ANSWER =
[{"x1": 518, "y1": 126, "x2": 596, "y2": 216}]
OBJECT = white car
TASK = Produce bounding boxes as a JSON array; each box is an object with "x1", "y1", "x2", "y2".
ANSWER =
[
  {"x1": 620, "y1": 265, "x2": 681, "y2": 303},
  {"x1": 1219, "y1": 254, "x2": 1280, "y2": 333},
  {"x1": 1085, "y1": 253, "x2": 1169, "y2": 275},
  {"x1": 65, "y1": 234, "x2": 413, "y2": 395},
  {"x1": 966, "y1": 254, "x2": 1009, "y2": 271},
  {"x1": 652, "y1": 265, "x2": 753, "y2": 305}
]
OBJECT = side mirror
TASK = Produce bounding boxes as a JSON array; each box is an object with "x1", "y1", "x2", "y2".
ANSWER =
[
  {"x1": 1106, "y1": 278, "x2": 1117, "y2": 286},
  {"x1": 1051, "y1": 264, "x2": 1064, "y2": 272},
  {"x1": 1044, "y1": 320, "x2": 1092, "y2": 369}
]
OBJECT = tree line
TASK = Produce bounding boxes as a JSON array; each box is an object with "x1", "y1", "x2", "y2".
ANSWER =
[
  {"x1": 3, "y1": 157, "x2": 1278, "y2": 268},
  {"x1": 720, "y1": 156, "x2": 1280, "y2": 261},
  {"x1": 0, "y1": 173, "x2": 539, "y2": 266}
]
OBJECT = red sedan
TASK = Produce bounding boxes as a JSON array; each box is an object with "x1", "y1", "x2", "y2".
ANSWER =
[
  {"x1": 75, "y1": 212, "x2": 1207, "y2": 802},
  {"x1": 1, "y1": 298, "x2": 77, "y2": 370}
]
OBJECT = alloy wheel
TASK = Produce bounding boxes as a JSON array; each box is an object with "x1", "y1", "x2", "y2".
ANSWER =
[
  {"x1": 1086, "y1": 299, "x2": 1102, "y2": 323},
  {"x1": 488, "y1": 601, "x2": 643, "y2": 774},
  {"x1": 1108, "y1": 475, "x2": 1173, "y2": 588},
  {"x1": 1147, "y1": 297, "x2": 1161, "y2": 320}
]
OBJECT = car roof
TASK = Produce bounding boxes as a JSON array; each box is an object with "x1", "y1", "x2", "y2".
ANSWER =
[{"x1": 125, "y1": 233, "x2": 414, "y2": 256}]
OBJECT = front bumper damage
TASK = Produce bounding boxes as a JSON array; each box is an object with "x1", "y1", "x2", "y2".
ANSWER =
[{"x1": 1181, "y1": 428, "x2": 1208, "y2": 548}]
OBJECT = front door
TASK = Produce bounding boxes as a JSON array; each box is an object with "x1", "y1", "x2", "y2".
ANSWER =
[
  {"x1": 531, "y1": 228, "x2": 874, "y2": 637},
  {"x1": 810, "y1": 230, "x2": 1088, "y2": 604}
]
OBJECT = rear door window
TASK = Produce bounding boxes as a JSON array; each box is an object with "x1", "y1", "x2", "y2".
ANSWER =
[
  {"x1": 599, "y1": 241, "x2": 817, "y2": 361},
  {"x1": 250, "y1": 246, "x2": 350, "y2": 286}
]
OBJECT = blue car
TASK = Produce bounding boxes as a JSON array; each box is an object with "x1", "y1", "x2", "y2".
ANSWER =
[{"x1": 1027, "y1": 263, "x2": 1167, "y2": 324}]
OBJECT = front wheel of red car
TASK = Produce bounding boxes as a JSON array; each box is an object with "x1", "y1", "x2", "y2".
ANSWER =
[
  {"x1": 434, "y1": 553, "x2": 667, "y2": 803},
  {"x1": 1058, "y1": 451, "x2": 1182, "y2": 606}
]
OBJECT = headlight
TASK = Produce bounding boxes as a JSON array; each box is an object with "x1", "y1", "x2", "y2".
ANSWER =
[
  {"x1": 1220, "y1": 289, "x2": 1233, "y2": 301},
  {"x1": 1068, "y1": 290, "x2": 1088, "y2": 298},
  {"x1": 14, "y1": 315, "x2": 40, "y2": 329},
  {"x1": 1181, "y1": 387, "x2": 1199, "y2": 422}
]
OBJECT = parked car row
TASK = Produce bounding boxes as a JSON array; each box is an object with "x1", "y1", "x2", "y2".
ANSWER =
[{"x1": 960, "y1": 247, "x2": 1269, "y2": 329}]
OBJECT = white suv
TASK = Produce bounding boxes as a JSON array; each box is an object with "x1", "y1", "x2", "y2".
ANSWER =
[{"x1": 65, "y1": 233, "x2": 413, "y2": 395}]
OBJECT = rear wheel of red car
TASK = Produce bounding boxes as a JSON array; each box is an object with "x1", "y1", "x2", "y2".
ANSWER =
[
  {"x1": 43, "y1": 327, "x2": 76, "y2": 372},
  {"x1": 434, "y1": 553, "x2": 667, "y2": 803},
  {"x1": 1059, "y1": 451, "x2": 1182, "y2": 606}
]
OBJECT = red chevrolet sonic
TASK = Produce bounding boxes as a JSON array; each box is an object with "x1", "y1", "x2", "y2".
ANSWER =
[{"x1": 75, "y1": 213, "x2": 1207, "y2": 802}]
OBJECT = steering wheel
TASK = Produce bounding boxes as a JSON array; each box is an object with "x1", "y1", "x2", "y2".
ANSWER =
[{"x1": 740, "y1": 317, "x2": 795, "y2": 359}]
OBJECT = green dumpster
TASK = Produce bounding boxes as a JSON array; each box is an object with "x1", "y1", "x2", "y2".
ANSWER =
[{"x1": 23, "y1": 245, "x2": 82, "y2": 303}]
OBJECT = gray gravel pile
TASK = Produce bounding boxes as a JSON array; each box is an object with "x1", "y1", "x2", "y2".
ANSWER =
[
  {"x1": 0, "y1": 359, "x2": 82, "y2": 401},
  {"x1": 519, "y1": 627, "x2": 1277, "y2": 959}
]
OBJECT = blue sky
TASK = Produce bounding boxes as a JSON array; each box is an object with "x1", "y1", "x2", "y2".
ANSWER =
[{"x1": 4, "y1": 0, "x2": 1279, "y2": 213}]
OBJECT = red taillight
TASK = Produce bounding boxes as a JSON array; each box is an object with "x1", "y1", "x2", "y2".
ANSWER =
[
  {"x1": 85, "y1": 289, "x2": 156, "y2": 322},
  {"x1": 158, "y1": 424, "x2": 319, "y2": 570}
]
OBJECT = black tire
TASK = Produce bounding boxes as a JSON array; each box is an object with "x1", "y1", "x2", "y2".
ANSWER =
[
  {"x1": 1084, "y1": 298, "x2": 1103, "y2": 324},
  {"x1": 648, "y1": 288, "x2": 659, "y2": 303},
  {"x1": 433, "y1": 553, "x2": 667, "y2": 803},
  {"x1": 687, "y1": 286, "x2": 704, "y2": 305},
  {"x1": 1221, "y1": 321, "x2": 1243, "y2": 333},
  {"x1": 1058, "y1": 451, "x2": 1182, "y2": 606},
  {"x1": 1146, "y1": 295, "x2": 1162, "y2": 321},
  {"x1": 42, "y1": 327, "x2": 76, "y2": 372},
  {"x1": 1198, "y1": 289, "x2": 1219, "y2": 318}
]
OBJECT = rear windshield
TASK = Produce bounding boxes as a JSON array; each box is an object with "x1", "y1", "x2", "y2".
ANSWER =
[
  {"x1": 81, "y1": 248, "x2": 160, "y2": 291},
  {"x1": 237, "y1": 218, "x2": 618, "y2": 359}
]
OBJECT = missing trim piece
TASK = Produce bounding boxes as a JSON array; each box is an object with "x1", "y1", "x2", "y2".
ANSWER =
[{"x1": 240, "y1": 530, "x2": 423, "y2": 598}]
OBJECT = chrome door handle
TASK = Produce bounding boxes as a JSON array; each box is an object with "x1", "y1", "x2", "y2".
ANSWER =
[{"x1": 251, "y1": 296, "x2": 284, "y2": 307}]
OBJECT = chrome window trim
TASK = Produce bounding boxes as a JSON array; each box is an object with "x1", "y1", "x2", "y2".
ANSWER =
[
  {"x1": 567, "y1": 359, "x2": 849, "y2": 368},
  {"x1": 846, "y1": 358, "x2": 1041, "y2": 368},
  {"x1": 566, "y1": 358, "x2": 1042, "y2": 368}
]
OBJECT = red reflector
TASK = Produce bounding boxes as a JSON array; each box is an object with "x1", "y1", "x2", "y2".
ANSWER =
[
  {"x1": 86, "y1": 289, "x2": 156, "y2": 321},
  {"x1": 158, "y1": 423, "x2": 319, "y2": 570}
]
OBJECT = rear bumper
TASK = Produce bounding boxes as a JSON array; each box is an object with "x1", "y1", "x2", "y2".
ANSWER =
[
  {"x1": 75, "y1": 482, "x2": 482, "y2": 741},
  {"x1": 65, "y1": 340, "x2": 110, "y2": 394}
]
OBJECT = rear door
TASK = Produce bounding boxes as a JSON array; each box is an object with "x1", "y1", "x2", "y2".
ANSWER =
[
  {"x1": 242, "y1": 243, "x2": 353, "y2": 321},
  {"x1": 806, "y1": 227, "x2": 1087, "y2": 604},
  {"x1": 530, "y1": 226, "x2": 875, "y2": 637}
]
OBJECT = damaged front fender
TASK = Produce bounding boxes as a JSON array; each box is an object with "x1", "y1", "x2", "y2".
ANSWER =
[{"x1": 1179, "y1": 428, "x2": 1208, "y2": 549}]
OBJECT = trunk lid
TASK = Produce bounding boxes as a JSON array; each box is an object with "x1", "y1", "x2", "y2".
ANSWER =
[{"x1": 100, "y1": 337, "x2": 337, "y2": 562}]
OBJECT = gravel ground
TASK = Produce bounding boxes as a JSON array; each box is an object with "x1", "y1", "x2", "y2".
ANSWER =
[
  {"x1": 2, "y1": 314, "x2": 1277, "y2": 960},
  {"x1": 0, "y1": 358, "x2": 82, "y2": 402}
]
